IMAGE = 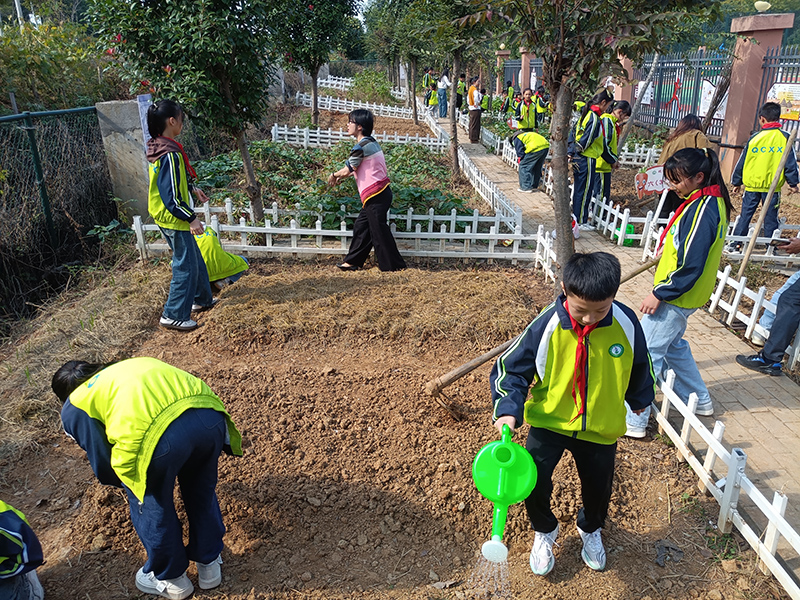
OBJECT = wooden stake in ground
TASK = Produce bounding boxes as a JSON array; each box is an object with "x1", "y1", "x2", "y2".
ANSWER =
[
  {"x1": 424, "y1": 257, "x2": 661, "y2": 402},
  {"x1": 736, "y1": 128, "x2": 798, "y2": 280}
]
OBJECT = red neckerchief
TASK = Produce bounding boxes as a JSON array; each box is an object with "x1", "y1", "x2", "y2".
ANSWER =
[
  {"x1": 564, "y1": 299, "x2": 599, "y2": 424},
  {"x1": 657, "y1": 185, "x2": 722, "y2": 250},
  {"x1": 164, "y1": 136, "x2": 198, "y2": 180},
  {"x1": 589, "y1": 104, "x2": 602, "y2": 115},
  {"x1": 761, "y1": 122, "x2": 782, "y2": 130}
]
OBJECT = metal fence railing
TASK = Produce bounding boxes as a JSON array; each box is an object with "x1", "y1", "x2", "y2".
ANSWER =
[
  {"x1": 0, "y1": 107, "x2": 115, "y2": 330},
  {"x1": 503, "y1": 59, "x2": 543, "y2": 92},
  {"x1": 632, "y1": 50, "x2": 730, "y2": 138},
  {"x1": 757, "y1": 45, "x2": 800, "y2": 154}
]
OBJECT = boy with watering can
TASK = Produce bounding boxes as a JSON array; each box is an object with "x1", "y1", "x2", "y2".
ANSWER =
[{"x1": 490, "y1": 252, "x2": 655, "y2": 575}]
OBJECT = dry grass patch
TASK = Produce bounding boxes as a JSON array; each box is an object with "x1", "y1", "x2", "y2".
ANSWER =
[{"x1": 0, "y1": 262, "x2": 169, "y2": 448}]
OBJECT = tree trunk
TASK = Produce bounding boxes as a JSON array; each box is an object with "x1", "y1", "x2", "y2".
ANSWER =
[
  {"x1": 311, "y1": 64, "x2": 320, "y2": 126},
  {"x1": 701, "y1": 60, "x2": 732, "y2": 134},
  {"x1": 405, "y1": 61, "x2": 412, "y2": 108},
  {"x1": 550, "y1": 84, "x2": 575, "y2": 286},
  {"x1": 619, "y1": 52, "x2": 659, "y2": 149},
  {"x1": 450, "y1": 48, "x2": 462, "y2": 175},
  {"x1": 236, "y1": 129, "x2": 263, "y2": 223},
  {"x1": 410, "y1": 58, "x2": 419, "y2": 126}
]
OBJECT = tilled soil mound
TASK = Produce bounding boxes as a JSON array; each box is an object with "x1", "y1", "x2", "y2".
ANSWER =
[{"x1": 0, "y1": 261, "x2": 786, "y2": 600}]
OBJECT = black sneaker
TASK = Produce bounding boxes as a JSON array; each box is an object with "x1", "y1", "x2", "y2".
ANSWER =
[{"x1": 735, "y1": 354, "x2": 783, "y2": 376}]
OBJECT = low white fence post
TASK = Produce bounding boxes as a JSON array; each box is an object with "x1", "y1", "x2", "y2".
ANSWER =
[
  {"x1": 760, "y1": 491, "x2": 789, "y2": 575},
  {"x1": 718, "y1": 448, "x2": 747, "y2": 534}
]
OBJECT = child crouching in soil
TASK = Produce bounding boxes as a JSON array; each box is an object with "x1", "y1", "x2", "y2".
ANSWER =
[{"x1": 490, "y1": 252, "x2": 655, "y2": 575}]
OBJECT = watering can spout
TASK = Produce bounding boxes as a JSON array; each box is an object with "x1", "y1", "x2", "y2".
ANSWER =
[{"x1": 472, "y1": 423, "x2": 537, "y2": 561}]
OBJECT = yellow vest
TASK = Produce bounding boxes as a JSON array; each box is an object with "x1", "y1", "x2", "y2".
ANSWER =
[
  {"x1": 518, "y1": 131, "x2": 550, "y2": 154},
  {"x1": 68, "y1": 357, "x2": 242, "y2": 502},
  {"x1": 194, "y1": 227, "x2": 248, "y2": 282},
  {"x1": 742, "y1": 128, "x2": 791, "y2": 192}
]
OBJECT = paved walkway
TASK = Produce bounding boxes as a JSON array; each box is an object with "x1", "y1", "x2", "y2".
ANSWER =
[{"x1": 458, "y1": 134, "x2": 800, "y2": 578}]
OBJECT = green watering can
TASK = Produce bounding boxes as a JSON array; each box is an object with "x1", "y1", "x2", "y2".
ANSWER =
[{"x1": 472, "y1": 424, "x2": 537, "y2": 563}]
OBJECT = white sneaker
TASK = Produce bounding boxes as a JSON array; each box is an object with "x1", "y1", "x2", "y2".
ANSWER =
[
  {"x1": 751, "y1": 331, "x2": 767, "y2": 347},
  {"x1": 192, "y1": 297, "x2": 220, "y2": 312},
  {"x1": 625, "y1": 423, "x2": 647, "y2": 438},
  {"x1": 159, "y1": 317, "x2": 198, "y2": 331},
  {"x1": 695, "y1": 400, "x2": 714, "y2": 417},
  {"x1": 517, "y1": 187, "x2": 533, "y2": 193},
  {"x1": 578, "y1": 223, "x2": 595, "y2": 231},
  {"x1": 529, "y1": 524, "x2": 559, "y2": 575},
  {"x1": 197, "y1": 554, "x2": 223, "y2": 589},
  {"x1": 135, "y1": 568, "x2": 194, "y2": 600},
  {"x1": 577, "y1": 526, "x2": 606, "y2": 571}
]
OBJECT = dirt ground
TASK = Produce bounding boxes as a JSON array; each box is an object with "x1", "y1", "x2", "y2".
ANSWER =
[{"x1": 0, "y1": 260, "x2": 789, "y2": 600}]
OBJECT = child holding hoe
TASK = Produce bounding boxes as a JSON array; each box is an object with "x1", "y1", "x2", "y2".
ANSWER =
[{"x1": 491, "y1": 252, "x2": 656, "y2": 575}]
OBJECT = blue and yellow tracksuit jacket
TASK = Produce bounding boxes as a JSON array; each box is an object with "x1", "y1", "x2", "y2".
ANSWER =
[
  {"x1": 0, "y1": 501, "x2": 43, "y2": 580},
  {"x1": 61, "y1": 357, "x2": 243, "y2": 503},
  {"x1": 731, "y1": 124, "x2": 799, "y2": 192},
  {"x1": 148, "y1": 151, "x2": 196, "y2": 231},
  {"x1": 654, "y1": 191, "x2": 728, "y2": 309},
  {"x1": 596, "y1": 113, "x2": 619, "y2": 173},
  {"x1": 513, "y1": 131, "x2": 549, "y2": 158},
  {"x1": 491, "y1": 295, "x2": 656, "y2": 445},
  {"x1": 569, "y1": 109, "x2": 615, "y2": 162}
]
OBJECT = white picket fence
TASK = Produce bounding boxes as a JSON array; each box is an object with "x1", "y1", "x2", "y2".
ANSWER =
[
  {"x1": 708, "y1": 264, "x2": 800, "y2": 370},
  {"x1": 295, "y1": 92, "x2": 412, "y2": 120},
  {"x1": 316, "y1": 75, "x2": 407, "y2": 100},
  {"x1": 270, "y1": 123, "x2": 448, "y2": 152},
  {"x1": 457, "y1": 147, "x2": 522, "y2": 232},
  {"x1": 617, "y1": 143, "x2": 661, "y2": 167},
  {"x1": 653, "y1": 370, "x2": 800, "y2": 599},
  {"x1": 189, "y1": 198, "x2": 521, "y2": 235},
  {"x1": 132, "y1": 214, "x2": 555, "y2": 266}
]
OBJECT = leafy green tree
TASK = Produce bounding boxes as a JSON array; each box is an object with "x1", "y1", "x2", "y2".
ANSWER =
[
  {"x1": 461, "y1": 0, "x2": 721, "y2": 280},
  {"x1": 88, "y1": 0, "x2": 279, "y2": 221},
  {"x1": 0, "y1": 22, "x2": 122, "y2": 112},
  {"x1": 271, "y1": 0, "x2": 358, "y2": 126}
]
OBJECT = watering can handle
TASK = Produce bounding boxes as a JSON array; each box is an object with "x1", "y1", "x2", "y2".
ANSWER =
[{"x1": 501, "y1": 423, "x2": 512, "y2": 443}]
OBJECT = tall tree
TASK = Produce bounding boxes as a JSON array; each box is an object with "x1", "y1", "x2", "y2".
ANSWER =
[
  {"x1": 88, "y1": 0, "x2": 278, "y2": 222},
  {"x1": 272, "y1": 0, "x2": 358, "y2": 126},
  {"x1": 461, "y1": 0, "x2": 721, "y2": 281}
]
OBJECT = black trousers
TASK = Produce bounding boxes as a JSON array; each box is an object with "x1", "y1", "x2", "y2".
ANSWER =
[
  {"x1": 343, "y1": 187, "x2": 406, "y2": 271},
  {"x1": 524, "y1": 427, "x2": 617, "y2": 534},
  {"x1": 763, "y1": 276, "x2": 800, "y2": 363}
]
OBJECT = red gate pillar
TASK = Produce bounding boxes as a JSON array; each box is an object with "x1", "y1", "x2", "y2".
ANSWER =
[
  {"x1": 719, "y1": 13, "x2": 795, "y2": 180},
  {"x1": 615, "y1": 56, "x2": 635, "y2": 104},
  {"x1": 495, "y1": 50, "x2": 511, "y2": 96},
  {"x1": 520, "y1": 48, "x2": 531, "y2": 91}
]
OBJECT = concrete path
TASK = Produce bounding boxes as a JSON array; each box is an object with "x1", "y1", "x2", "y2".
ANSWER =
[{"x1": 457, "y1": 133, "x2": 800, "y2": 578}]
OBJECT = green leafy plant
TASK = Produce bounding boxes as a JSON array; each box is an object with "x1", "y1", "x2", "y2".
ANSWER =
[
  {"x1": 87, "y1": 219, "x2": 133, "y2": 243},
  {"x1": 350, "y1": 70, "x2": 396, "y2": 104},
  {"x1": 705, "y1": 530, "x2": 740, "y2": 561}
]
